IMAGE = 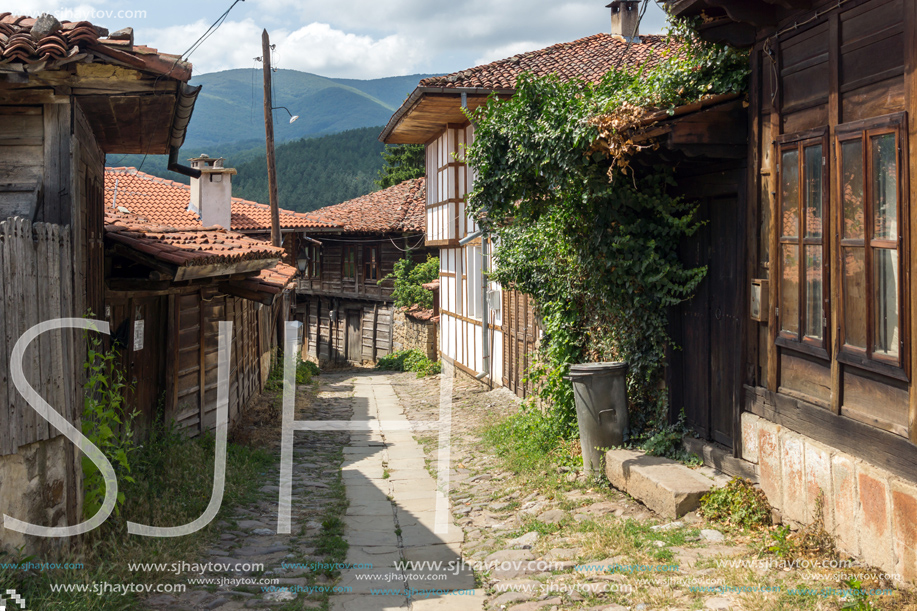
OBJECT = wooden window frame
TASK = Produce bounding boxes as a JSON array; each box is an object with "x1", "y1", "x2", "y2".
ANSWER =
[
  {"x1": 835, "y1": 112, "x2": 909, "y2": 381},
  {"x1": 305, "y1": 245, "x2": 321, "y2": 279},
  {"x1": 312, "y1": 245, "x2": 322, "y2": 279},
  {"x1": 775, "y1": 127, "x2": 830, "y2": 360},
  {"x1": 363, "y1": 245, "x2": 379, "y2": 282},
  {"x1": 342, "y1": 245, "x2": 358, "y2": 281}
]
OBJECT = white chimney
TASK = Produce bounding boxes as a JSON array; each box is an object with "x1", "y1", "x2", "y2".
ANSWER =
[
  {"x1": 188, "y1": 154, "x2": 237, "y2": 230},
  {"x1": 608, "y1": 1, "x2": 642, "y2": 43}
]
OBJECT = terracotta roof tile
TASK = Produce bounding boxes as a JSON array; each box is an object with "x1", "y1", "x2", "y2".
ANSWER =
[
  {"x1": 420, "y1": 34, "x2": 671, "y2": 91},
  {"x1": 0, "y1": 13, "x2": 192, "y2": 79},
  {"x1": 105, "y1": 167, "x2": 336, "y2": 232},
  {"x1": 305, "y1": 178, "x2": 424, "y2": 233},
  {"x1": 104, "y1": 210, "x2": 283, "y2": 268},
  {"x1": 241, "y1": 262, "x2": 298, "y2": 294}
]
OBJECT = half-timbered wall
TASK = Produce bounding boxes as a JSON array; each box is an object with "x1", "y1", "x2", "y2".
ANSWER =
[{"x1": 426, "y1": 123, "x2": 507, "y2": 385}]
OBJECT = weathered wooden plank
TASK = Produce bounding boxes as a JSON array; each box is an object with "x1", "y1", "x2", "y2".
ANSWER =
[
  {"x1": 35, "y1": 223, "x2": 52, "y2": 441},
  {"x1": 4, "y1": 220, "x2": 22, "y2": 450},
  {"x1": 906, "y1": 0, "x2": 917, "y2": 445},
  {"x1": 0, "y1": 225, "x2": 8, "y2": 454},
  {"x1": 828, "y1": 13, "x2": 841, "y2": 415},
  {"x1": 58, "y1": 226, "x2": 75, "y2": 427},
  {"x1": 45, "y1": 224, "x2": 65, "y2": 433}
]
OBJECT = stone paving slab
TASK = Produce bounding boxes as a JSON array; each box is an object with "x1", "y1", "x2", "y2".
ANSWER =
[{"x1": 331, "y1": 372, "x2": 482, "y2": 611}]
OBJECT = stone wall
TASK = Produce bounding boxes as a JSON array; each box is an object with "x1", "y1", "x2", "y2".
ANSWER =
[
  {"x1": 741, "y1": 412, "x2": 917, "y2": 582},
  {"x1": 0, "y1": 435, "x2": 82, "y2": 557},
  {"x1": 392, "y1": 308, "x2": 437, "y2": 360}
]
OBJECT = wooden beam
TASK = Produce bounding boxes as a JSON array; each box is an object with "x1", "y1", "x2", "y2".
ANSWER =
[
  {"x1": 106, "y1": 278, "x2": 172, "y2": 292},
  {"x1": 219, "y1": 282, "x2": 273, "y2": 306},
  {"x1": 707, "y1": 0, "x2": 778, "y2": 27},
  {"x1": 746, "y1": 386, "x2": 917, "y2": 485}
]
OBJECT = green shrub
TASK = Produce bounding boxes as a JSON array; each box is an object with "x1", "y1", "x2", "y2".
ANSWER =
[
  {"x1": 264, "y1": 350, "x2": 317, "y2": 392},
  {"x1": 700, "y1": 477, "x2": 771, "y2": 529},
  {"x1": 300, "y1": 360, "x2": 321, "y2": 378},
  {"x1": 383, "y1": 254, "x2": 439, "y2": 309},
  {"x1": 82, "y1": 330, "x2": 138, "y2": 518},
  {"x1": 376, "y1": 349, "x2": 441, "y2": 377}
]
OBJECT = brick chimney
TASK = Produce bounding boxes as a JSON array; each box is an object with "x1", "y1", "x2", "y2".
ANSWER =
[
  {"x1": 188, "y1": 155, "x2": 237, "y2": 230},
  {"x1": 607, "y1": 1, "x2": 642, "y2": 43}
]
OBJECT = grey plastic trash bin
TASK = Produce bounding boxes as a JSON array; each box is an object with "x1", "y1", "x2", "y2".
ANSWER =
[{"x1": 568, "y1": 362, "x2": 629, "y2": 476}]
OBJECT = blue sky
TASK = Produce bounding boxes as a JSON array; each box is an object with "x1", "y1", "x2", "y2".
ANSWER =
[{"x1": 23, "y1": 0, "x2": 670, "y2": 79}]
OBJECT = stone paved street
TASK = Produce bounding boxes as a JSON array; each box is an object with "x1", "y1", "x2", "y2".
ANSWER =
[
  {"x1": 331, "y1": 372, "x2": 484, "y2": 611},
  {"x1": 140, "y1": 368, "x2": 909, "y2": 611}
]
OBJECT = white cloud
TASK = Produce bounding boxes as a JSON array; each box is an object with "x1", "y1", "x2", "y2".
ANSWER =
[
  {"x1": 135, "y1": 0, "x2": 671, "y2": 79},
  {"x1": 473, "y1": 41, "x2": 550, "y2": 68},
  {"x1": 282, "y1": 24, "x2": 422, "y2": 78},
  {"x1": 138, "y1": 19, "x2": 423, "y2": 79}
]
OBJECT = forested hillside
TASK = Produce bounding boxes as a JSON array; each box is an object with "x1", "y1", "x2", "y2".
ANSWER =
[{"x1": 230, "y1": 127, "x2": 387, "y2": 212}]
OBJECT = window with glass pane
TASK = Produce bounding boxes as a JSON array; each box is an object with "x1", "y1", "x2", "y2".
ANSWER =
[
  {"x1": 778, "y1": 138, "x2": 825, "y2": 348},
  {"x1": 343, "y1": 246, "x2": 357, "y2": 280},
  {"x1": 871, "y1": 133, "x2": 899, "y2": 359},
  {"x1": 364, "y1": 246, "x2": 379, "y2": 281},
  {"x1": 836, "y1": 119, "x2": 904, "y2": 368}
]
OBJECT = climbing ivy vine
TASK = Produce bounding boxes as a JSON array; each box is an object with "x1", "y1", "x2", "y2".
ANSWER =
[{"x1": 466, "y1": 20, "x2": 749, "y2": 448}]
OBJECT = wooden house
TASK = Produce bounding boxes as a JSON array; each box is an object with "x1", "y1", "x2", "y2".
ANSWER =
[
  {"x1": 102, "y1": 165, "x2": 328, "y2": 436},
  {"x1": 0, "y1": 13, "x2": 198, "y2": 553},
  {"x1": 295, "y1": 177, "x2": 431, "y2": 364},
  {"x1": 380, "y1": 6, "x2": 673, "y2": 395},
  {"x1": 659, "y1": 0, "x2": 917, "y2": 580}
]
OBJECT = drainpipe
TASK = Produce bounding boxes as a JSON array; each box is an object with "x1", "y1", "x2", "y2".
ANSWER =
[{"x1": 168, "y1": 145, "x2": 202, "y2": 179}]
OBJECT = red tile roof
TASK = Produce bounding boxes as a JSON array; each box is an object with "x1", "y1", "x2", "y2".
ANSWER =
[
  {"x1": 0, "y1": 13, "x2": 192, "y2": 80},
  {"x1": 420, "y1": 33, "x2": 671, "y2": 90},
  {"x1": 242, "y1": 262, "x2": 298, "y2": 294},
  {"x1": 105, "y1": 167, "x2": 337, "y2": 232},
  {"x1": 306, "y1": 178, "x2": 425, "y2": 233},
  {"x1": 104, "y1": 211, "x2": 283, "y2": 268}
]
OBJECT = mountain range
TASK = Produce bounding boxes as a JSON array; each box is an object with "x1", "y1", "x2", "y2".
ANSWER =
[
  {"x1": 106, "y1": 69, "x2": 435, "y2": 212},
  {"x1": 182, "y1": 69, "x2": 434, "y2": 153}
]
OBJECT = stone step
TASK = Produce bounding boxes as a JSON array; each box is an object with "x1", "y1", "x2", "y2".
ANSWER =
[
  {"x1": 683, "y1": 437, "x2": 759, "y2": 483},
  {"x1": 604, "y1": 449, "x2": 714, "y2": 518}
]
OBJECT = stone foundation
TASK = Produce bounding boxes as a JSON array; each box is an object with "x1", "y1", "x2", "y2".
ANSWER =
[
  {"x1": 392, "y1": 308, "x2": 437, "y2": 361},
  {"x1": 0, "y1": 435, "x2": 81, "y2": 557},
  {"x1": 742, "y1": 412, "x2": 917, "y2": 581}
]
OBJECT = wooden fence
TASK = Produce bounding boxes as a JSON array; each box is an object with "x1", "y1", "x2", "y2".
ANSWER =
[
  {"x1": 502, "y1": 289, "x2": 539, "y2": 399},
  {"x1": 0, "y1": 218, "x2": 81, "y2": 456}
]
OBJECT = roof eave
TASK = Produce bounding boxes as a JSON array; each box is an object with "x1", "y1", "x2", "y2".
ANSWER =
[{"x1": 380, "y1": 85, "x2": 515, "y2": 144}]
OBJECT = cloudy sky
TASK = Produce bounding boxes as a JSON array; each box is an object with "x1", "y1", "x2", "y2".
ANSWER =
[{"x1": 19, "y1": 0, "x2": 670, "y2": 79}]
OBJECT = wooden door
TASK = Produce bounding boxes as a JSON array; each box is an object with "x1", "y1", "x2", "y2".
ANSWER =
[
  {"x1": 107, "y1": 295, "x2": 167, "y2": 439},
  {"x1": 346, "y1": 311, "x2": 361, "y2": 362},
  {"x1": 671, "y1": 194, "x2": 743, "y2": 449}
]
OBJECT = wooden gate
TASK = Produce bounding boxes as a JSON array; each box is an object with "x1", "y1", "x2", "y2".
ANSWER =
[
  {"x1": 668, "y1": 193, "x2": 744, "y2": 449},
  {"x1": 502, "y1": 289, "x2": 538, "y2": 398}
]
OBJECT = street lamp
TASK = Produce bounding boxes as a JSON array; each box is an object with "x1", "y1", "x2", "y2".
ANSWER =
[{"x1": 274, "y1": 106, "x2": 299, "y2": 124}]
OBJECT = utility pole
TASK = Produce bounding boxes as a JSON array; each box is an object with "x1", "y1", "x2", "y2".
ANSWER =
[{"x1": 261, "y1": 29, "x2": 281, "y2": 247}]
